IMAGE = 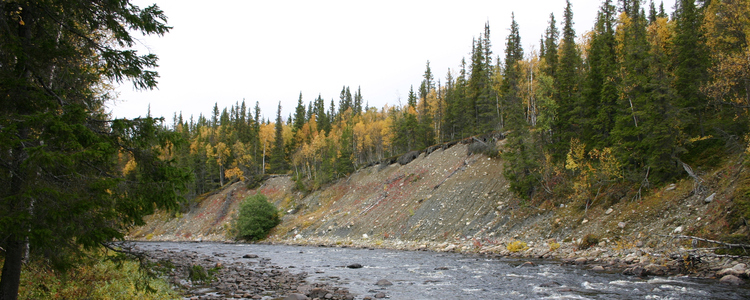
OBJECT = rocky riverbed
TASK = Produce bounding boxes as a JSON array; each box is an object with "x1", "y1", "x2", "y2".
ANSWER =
[{"x1": 122, "y1": 242, "x2": 355, "y2": 300}]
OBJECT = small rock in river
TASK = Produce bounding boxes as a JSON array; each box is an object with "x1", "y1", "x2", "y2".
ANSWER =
[
  {"x1": 539, "y1": 281, "x2": 561, "y2": 287},
  {"x1": 376, "y1": 279, "x2": 393, "y2": 286},
  {"x1": 592, "y1": 266, "x2": 605, "y2": 271},
  {"x1": 242, "y1": 254, "x2": 259, "y2": 258},
  {"x1": 347, "y1": 263, "x2": 363, "y2": 269},
  {"x1": 374, "y1": 292, "x2": 386, "y2": 298}
]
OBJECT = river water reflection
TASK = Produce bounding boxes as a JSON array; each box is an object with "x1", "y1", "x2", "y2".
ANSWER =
[{"x1": 134, "y1": 241, "x2": 749, "y2": 299}]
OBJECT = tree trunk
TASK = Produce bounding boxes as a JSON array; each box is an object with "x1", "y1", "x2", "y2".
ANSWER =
[{"x1": 0, "y1": 237, "x2": 24, "y2": 300}]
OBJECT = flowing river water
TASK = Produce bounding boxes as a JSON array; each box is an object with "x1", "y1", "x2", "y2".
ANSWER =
[{"x1": 134, "y1": 241, "x2": 749, "y2": 299}]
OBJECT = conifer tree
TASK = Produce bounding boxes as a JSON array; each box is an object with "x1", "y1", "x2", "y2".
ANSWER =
[
  {"x1": 643, "y1": 13, "x2": 681, "y2": 183},
  {"x1": 612, "y1": 0, "x2": 652, "y2": 178},
  {"x1": 501, "y1": 14, "x2": 538, "y2": 199},
  {"x1": 673, "y1": 0, "x2": 709, "y2": 138},
  {"x1": 0, "y1": 1, "x2": 190, "y2": 297},
  {"x1": 552, "y1": 0, "x2": 584, "y2": 161},
  {"x1": 353, "y1": 86, "x2": 363, "y2": 115},
  {"x1": 584, "y1": 0, "x2": 618, "y2": 148},
  {"x1": 293, "y1": 92, "x2": 307, "y2": 133},
  {"x1": 542, "y1": 13, "x2": 559, "y2": 79},
  {"x1": 270, "y1": 102, "x2": 287, "y2": 173}
]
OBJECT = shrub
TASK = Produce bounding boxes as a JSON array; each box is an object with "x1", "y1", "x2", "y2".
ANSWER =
[
  {"x1": 507, "y1": 240, "x2": 528, "y2": 252},
  {"x1": 234, "y1": 193, "x2": 280, "y2": 241},
  {"x1": 549, "y1": 242, "x2": 561, "y2": 251},
  {"x1": 578, "y1": 234, "x2": 599, "y2": 250},
  {"x1": 468, "y1": 141, "x2": 500, "y2": 158}
]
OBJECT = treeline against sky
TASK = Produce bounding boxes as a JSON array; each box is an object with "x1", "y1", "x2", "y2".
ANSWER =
[{"x1": 160, "y1": 0, "x2": 750, "y2": 201}]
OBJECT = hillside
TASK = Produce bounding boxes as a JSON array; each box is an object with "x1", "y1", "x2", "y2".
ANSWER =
[{"x1": 129, "y1": 137, "x2": 750, "y2": 279}]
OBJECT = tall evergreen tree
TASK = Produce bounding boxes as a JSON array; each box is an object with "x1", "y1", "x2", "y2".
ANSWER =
[
  {"x1": 353, "y1": 86, "x2": 363, "y2": 115},
  {"x1": 270, "y1": 102, "x2": 287, "y2": 173},
  {"x1": 501, "y1": 14, "x2": 538, "y2": 199},
  {"x1": 673, "y1": 0, "x2": 709, "y2": 138},
  {"x1": 542, "y1": 13, "x2": 559, "y2": 79},
  {"x1": 612, "y1": 0, "x2": 652, "y2": 178},
  {"x1": 0, "y1": 1, "x2": 190, "y2": 298},
  {"x1": 552, "y1": 0, "x2": 584, "y2": 160},
  {"x1": 643, "y1": 13, "x2": 682, "y2": 183},
  {"x1": 419, "y1": 62, "x2": 436, "y2": 147},
  {"x1": 469, "y1": 26, "x2": 496, "y2": 134},
  {"x1": 584, "y1": 0, "x2": 619, "y2": 148},
  {"x1": 293, "y1": 92, "x2": 306, "y2": 133},
  {"x1": 338, "y1": 86, "x2": 351, "y2": 116}
]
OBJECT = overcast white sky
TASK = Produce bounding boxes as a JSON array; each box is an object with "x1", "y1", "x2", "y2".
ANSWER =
[{"x1": 111, "y1": 0, "x2": 675, "y2": 122}]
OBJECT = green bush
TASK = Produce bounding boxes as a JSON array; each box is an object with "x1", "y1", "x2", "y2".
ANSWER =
[{"x1": 235, "y1": 193, "x2": 280, "y2": 241}]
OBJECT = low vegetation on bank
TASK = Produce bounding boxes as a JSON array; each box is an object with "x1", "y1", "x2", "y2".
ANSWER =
[{"x1": 2, "y1": 252, "x2": 179, "y2": 300}]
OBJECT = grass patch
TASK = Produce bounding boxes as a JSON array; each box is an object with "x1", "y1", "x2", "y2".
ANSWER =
[
  {"x1": 507, "y1": 240, "x2": 528, "y2": 252},
  {"x1": 5, "y1": 253, "x2": 179, "y2": 300}
]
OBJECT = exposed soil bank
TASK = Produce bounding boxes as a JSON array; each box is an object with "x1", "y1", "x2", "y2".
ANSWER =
[{"x1": 129, "y1": 141, "x2": 750, "y2": 284}]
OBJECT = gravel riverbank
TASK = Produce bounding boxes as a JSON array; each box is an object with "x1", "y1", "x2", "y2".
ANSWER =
[{"x1": 125, "y1": 242, "x2": 355, "y2": 300}]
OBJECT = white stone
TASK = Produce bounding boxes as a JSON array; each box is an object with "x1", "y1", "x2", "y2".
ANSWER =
[
  {"x1": 605, "y1": 208, "x2": 614, "y2": 215},
  {"x1": 673, "y1": 226, "x2": 683, "y2": 234},
  {"x1": 362, "y1": 233, "x2": 369, "y2": 239},
  {"x1": 618, "y1": 222, "x2": 627, "y2": 229},
  {"x1": 704, "y1": 193, "x2": 716, "y2": 203}
]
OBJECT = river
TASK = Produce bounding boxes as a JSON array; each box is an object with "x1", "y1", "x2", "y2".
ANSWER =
[{"x1": 133, "y1": 241, "x2": 749, "y2": 300}]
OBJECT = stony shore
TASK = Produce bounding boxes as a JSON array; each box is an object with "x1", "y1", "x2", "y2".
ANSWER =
[{"x1": 128, "y1": 243, "x2": 356, "y2": 300}]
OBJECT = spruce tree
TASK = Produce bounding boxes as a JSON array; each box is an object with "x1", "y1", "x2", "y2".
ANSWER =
[
  {"x1": 501, "y1": 14, "x2": 538, "y2": 199},
  {"x1": 643, "y1": 14, "x2": 681, "y2": 183},
  {"x1": 0, "y1": 1, "x2": 190, "y2": 297},
  {"x1": 469, "y1": 27, "x2": 496, "y2": 134},
  {"x1": 542, "y1": 13, "x2": 559, "y2": 79},
  {"x1": 673, "y1": 0, "x2": 709, "y2": 138},
  {"x1": 552, "y1": 0, "x2": 583, "y2": 161},
  {"x1": 293, "y1": 92, "x2": 306, "y2": 133},
  {"x1": 584, "y1": 0, "x2": 618, "y2": 148},
  {"x1": 611, "y1": 0, "x2": 651, "y2": 178},
  {"x1": 270, "y1": 102, "x2": 287, "y2": 173},
  {"x1": 353, "y1": 86, "x2": 363, "y2": 115}
]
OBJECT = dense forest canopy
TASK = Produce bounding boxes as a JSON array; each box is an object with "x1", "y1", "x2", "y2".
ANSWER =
[{"x1": 165, "y1": 0, "x2": 749, "y2": 200}]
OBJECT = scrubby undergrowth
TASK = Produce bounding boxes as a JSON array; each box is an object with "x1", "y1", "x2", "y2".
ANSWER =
[{"x1": 3, "y1": 253, "x2": 178, "y2": 300}]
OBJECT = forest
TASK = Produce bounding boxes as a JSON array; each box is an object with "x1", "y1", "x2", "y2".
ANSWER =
[{"x1": 161, "y1": 0, "x2": 750, "y2": 204}]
